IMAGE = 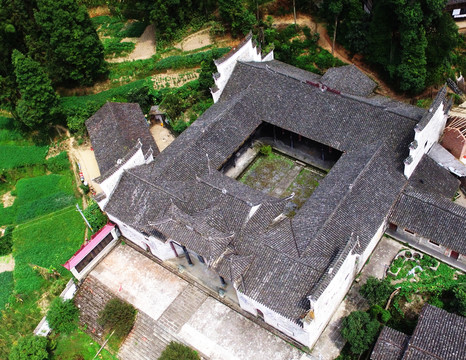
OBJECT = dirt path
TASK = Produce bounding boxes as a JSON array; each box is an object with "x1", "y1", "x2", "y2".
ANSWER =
[
  {"x1": 108, "y1": 24, "x2": 157, "y2": 63},
  {"x1": 271, "y1": 13, "x2": 408, "y2": 101},
  {"x1": 2, "y1": 191, "x2": 15, "y2": 208},
  {"x1": 175, "y1": 28, "x2": 212, "y2": 52},
  {"x1": 150, "y1": 124, "x2": 175, "y2": 152}
]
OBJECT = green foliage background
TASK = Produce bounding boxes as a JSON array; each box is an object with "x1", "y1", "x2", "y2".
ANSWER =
[{"x1": 0, "y1": 271, "x2": 14, "y2": 310}]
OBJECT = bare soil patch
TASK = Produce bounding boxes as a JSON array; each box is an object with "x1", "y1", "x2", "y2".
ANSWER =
[
  {"x1": 0, "y1": 254, "x2": 15, "y2": 273},
  {"x1": 88, "y1": 5, "x2": 111, "y2": 18},
  {"x1": 175, "y1": 28, "x2": 212, "y2": 52},
  {"x1": 2, "y1": 191, "x2": 15, "y2": 208},
  {"x1": 150, "y1": 124, "x2": 175, "y2": 152},
  {"x1": 108, "y1": 24, "x2": 156, "y2": 63},
  {"x1": 68, "y1": 137, "x2": 102, "y2": 195}
]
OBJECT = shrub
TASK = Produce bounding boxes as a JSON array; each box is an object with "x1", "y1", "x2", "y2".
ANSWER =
[
  {"x1": 82, "y1": 200, "x2": 107, "y2": 231},
  {"x1": 98, "y1": 298, "x2": 136, "y2": 338},
  {"x1": 159, "y1": 342, "x2": 200, "y2": 360},
  {"x1": 259, "y1": 144, "x2": 272, "y2": 156},
  {"x1": 46, "y1": 298, "x2": 79, "y2": 335},
  {"x1": 8, "y1": 335, "x2": 49, "y2": 360},
  {"x1": 46, "y1": 152, "x2": 70, "y2": 173},
  {"x1": 0, "y1": 225, "x2": 14, "y2": 255},
  {"x1": 360, "y1": 277, "x2": 395, "y2": 307},
  {"x1": 341, "y1": 311, "x2": 380, "y2": 355}
]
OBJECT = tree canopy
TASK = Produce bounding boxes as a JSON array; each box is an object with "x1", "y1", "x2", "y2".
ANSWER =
[
  {"x1": 322, "y1": 0, "x2": 459, "y2": 94},
  {"x1": 12, "y1": 50, "x2": 60, "y2": 132},
  {"x1": 341, "y1": 310, "x2": 380, "y2": 355},
  {"x1": 34, "y1": 0, "x2": 106, "y2": 86}
]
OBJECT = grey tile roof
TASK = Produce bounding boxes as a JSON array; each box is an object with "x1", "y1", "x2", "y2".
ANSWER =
[
  {"x1": 404, "y1": 305, "x2": 466, "y2": 360},
  {"x1": 371, "y1": 326, "x2": 410, "y2": 360},
  {"x1": 321, "y1": 64, "x2": 377, "y2": 96},
  {"x1": 85, "y1": 102, "x2": 158, "y2": 176},
  {"x1": 408, "y1": 155, "x2": 460, "y2": 198},
  {"x1": 389, "y1": 187, "x2": 466, "y2": 253},
  {"x1": 101, "y1": 60, "x2": 460, "y2": 324}
]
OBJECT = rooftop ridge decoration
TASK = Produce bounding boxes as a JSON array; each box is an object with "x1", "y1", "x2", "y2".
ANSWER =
[{"x1": 214, "y1": 31, "x2": 254, "y2": 66}]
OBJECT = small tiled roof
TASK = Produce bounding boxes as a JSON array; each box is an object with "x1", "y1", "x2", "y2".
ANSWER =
[
  {"x1": 408, "y1": 155, "x2": 460, "y2": 198},
  {"x1": 371, "y1": 326, "x2": 410, "y2": 360},
  {"x1": 321, "y1": 64, "x2": 377, "y2": 96},
  {"x1": 404, "y1": 305, "x2": 466, "y2": 360},
  {"x1": 389, "y1": 187, "x2": 466, "y2": 254},
  {"x1": 85, "y1": 102, "x2": 158, "y2": 176}
]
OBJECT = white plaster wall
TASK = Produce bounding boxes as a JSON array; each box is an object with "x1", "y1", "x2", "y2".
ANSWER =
[
  {"x1": 304, "y1": 222, "x2": 385, "y2": 347},
  {"x1": 212, "y1": 37, "x2": 267, "y2": 103},
  {"x1": 236, "y1": 290, "x2": 309, "y2": 346},
  {"x1": 405, "y1": 105, "x2": 447, "y2": 178},
  {"x1": 304, "y1": 252, "x2": 358, "y2": 347},
  {"x1": 107, "y1": 214, "x2": 176, "y2": 261},
  {"x1": 359, "y1": 222, "x2": 386, "y2": 272},
  {"x1": 262, "y1": 50, "x2": 274, "y2": 62},
  {"x1": 98, "y1": 148, "x2": 145, "y2": 208}
]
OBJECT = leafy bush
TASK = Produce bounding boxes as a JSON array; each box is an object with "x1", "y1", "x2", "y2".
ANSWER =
[
  {"x1": 0, "y1": 225, "x2": 14, "y2": 255},
  {"x1": 0, "y1": 145, "x2": 48, "y2": 170},
  {"x1": 0, "y1": 205, "x2": 16, "y2": 226},
  {"x1": 46, "y1": 298, "x2": 79, "y2": 335},
  {"x1": 360, "y1": 276, "x2": 395, "y2": 307},
  {"x1": 259, "y1": 145, "x2": 272, "y2": 156},
  {"x1": 159, "y1": 342, "x2": 200, "y2": 360},
  {"x1": 8, "y1": 335, "x2": 49, "y2": 360},
  {"x1": 453, "y1": 283, "x2": 466, "y2": 316},
  {"x1": 98, "y1": 298, "x2": 136, "y2": 338},
  {"x1": 83, "y1": 200, "x2": 107, "y2": 231},
  {"x1": 46, "y1": 152, "x2": 70, "y2": 173},
  {"x1": 341, "y1": 311, "x2": 380, "y2": 355},
  {"x1": 0, "y1": 271, "x2": 14, "y2": 310}
]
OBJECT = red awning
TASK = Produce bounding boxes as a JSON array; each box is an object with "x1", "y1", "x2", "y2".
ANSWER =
[{"x1": 63, "y1": 223, "x2": 115, "y2": 270}]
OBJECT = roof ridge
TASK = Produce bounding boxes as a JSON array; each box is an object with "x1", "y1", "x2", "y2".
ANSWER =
[
  {"x1": 402, "y1": 188, "x2": 466, "y2": 219},
  {"x1": 301, "y1": 143, "x2": 385, "y2": 256},
  {"x1": 241, "y1": 61, "x2": 421, "y2": 121},
  {"x1": 126, "y1": 169, "x2": 186, "y2": 202}
]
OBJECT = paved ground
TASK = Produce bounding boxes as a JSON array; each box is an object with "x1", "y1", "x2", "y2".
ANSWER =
[
  {"x1": 150, "y1": 124, "x2": 175, "y2": 152},
  {"x1": 310, "y1": 236, "x2": 403, "y2": 360},
  {"x1": 86, "y1": 245, "x2": 308, "y2": 360}
]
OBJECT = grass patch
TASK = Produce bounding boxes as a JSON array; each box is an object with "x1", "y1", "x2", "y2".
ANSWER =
[
  {"x1": 0, "y1": 116, "x2": 27, "y2": 145},
  {"x1": 13, "y1": 207, "x2": 85, "y2": 295},
  {"x1": 51, "y1": 328, "x2": 118, "y2": 360},
  {"x1": 1, "y1": 173, "x2": 76, "y2": 226},
  {"x1": 0, "y1": 271, "x2": 14, "y2": 310},
  {"x1": 284, "y1": 167, "x2": 324, "y2": 210},
  {"x1": 0, "y1": 145, "x2": 48, "y2": 170}
]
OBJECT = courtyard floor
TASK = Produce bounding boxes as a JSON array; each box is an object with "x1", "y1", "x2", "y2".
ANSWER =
[{"x1": 86, "y1": 244, "x2": 311, "y2": 360}]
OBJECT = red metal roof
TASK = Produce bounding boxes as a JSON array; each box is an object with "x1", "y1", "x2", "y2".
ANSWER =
[{"x1": 63, "y1": 223, "x2": 115, "y2": 270}]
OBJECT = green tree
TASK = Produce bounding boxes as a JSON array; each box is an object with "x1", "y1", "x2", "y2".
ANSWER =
[
  {"x1": 454, "y1": 283, "x2": 466, "y2": 316},
  {"x1": 161, "y1": 92, "x2": 184, "y2": 121},
  {"x1": 82, "y1": 199, "x2": 107, "y2": 231},
  {"x1": 360, "y1": 276, "x2": 395, "y2": 307},
  {"x1": 159, "y1": 342, "x2": 200, "y2": 360},
  {"x1": 12, "y1": 50, "x2": 60, "y2": 132},
  {"x1": 46, "y1": 298, "x2": 79, "y2": 335},
  {"x1": 34, "y1": 0, "x2": 106, "y2": 86},
  {"x1": 341, "y1": 311, "x2": 380, "y2": 355},
  {"x1": 218, "y1": 0, "x2": 256, "y2": 37},
  {"x1": 9, "y1": 335, "x2": 49, "y2": 360},
  {"x1": 198, "y1": 56, "x2": 216, "y2": 96},
  {"x1": 98, "y1": 298, "x2": 136, "y2": 338}
]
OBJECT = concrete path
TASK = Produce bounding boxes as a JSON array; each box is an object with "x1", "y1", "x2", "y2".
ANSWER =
[
  {"x1": 310, "y1": 236, "x2": 403, "y2": 360},
  {"x1": 84, "y1": 245, "x2": 308, "y2": 360},
  {"x1": 271, "y1": 164, "x2": 303, "y2": 197}
]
